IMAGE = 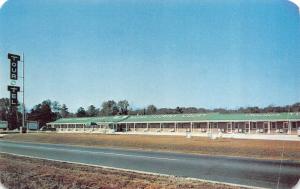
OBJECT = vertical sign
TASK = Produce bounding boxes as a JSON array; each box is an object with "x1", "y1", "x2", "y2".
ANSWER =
[
  {"x1": 8, "y1": 53, "x2": 21, "y2": 107},
  {"x1": 7, "y1": 86, "x2": 20, "y2": 106},
  {"x1": 8, "y1": 53, "x2": 20, "y2": 80}
]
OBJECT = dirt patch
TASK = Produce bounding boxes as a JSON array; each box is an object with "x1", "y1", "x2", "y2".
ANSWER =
[
  {"x1": 0, "y1": 153, "x2": 242, "y2": 189},
  {"x1": 3, "y1": 133, "x2": 300, "y2": 161}
]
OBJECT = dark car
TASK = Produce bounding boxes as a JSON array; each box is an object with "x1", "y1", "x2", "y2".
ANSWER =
[{"x1": 40, "y1": 126, "x2": 56, "y2": 131}]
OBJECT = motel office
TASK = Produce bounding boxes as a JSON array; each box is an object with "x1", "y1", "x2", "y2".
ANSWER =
[{"x1": 47, "y1": 112, "x2": 300, "y2": 135}]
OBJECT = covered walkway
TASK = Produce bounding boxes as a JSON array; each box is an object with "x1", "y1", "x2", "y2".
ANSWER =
[{"x1": 47, "y1": 112, "x2": 300, "y2": 136}]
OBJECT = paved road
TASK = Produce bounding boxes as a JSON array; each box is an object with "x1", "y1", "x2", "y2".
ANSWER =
[{"x1": 0, "y1": 140, "x2": 299, "y2": 189}]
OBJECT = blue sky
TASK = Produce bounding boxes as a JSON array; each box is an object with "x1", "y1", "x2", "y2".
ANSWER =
[{"x1": 0, "y1": 0, "x2": 299, "y2": 112}]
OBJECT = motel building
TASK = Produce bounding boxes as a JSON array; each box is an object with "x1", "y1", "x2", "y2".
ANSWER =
[{"x1": 47, "y1": 112, "x2": 300, "y2": 136}]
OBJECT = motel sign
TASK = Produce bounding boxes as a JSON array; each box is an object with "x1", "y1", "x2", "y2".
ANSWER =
[
  {"x1": 8, "y1": 53, "x2": 20, "y2": 80},
  {"x1": 7, "y1": 53, "x2": 21, "y2": 106},
  {"x1": 7, "y1": 85, "x2": 20, "y2": 106}
]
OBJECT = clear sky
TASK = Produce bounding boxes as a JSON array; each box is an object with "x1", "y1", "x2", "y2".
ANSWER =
[{"x1": 0, "y1": 0, "x2": 299, "y2": 112}]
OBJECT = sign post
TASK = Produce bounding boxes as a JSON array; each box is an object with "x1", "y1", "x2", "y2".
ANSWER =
[
  {"x1": 22, "y1": 53, "x2": 25, "y2": 133},
  {"x1": 7, "y1": 53, "x2": 24, "y2": 133}
]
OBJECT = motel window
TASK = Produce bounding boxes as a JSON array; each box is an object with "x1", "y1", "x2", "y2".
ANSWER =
[
  {"x1": 292, "y1": 122, "x2": 297, "y2": 129},
  {"x1": 252, "y1": 124, "x2": 257, "y2": 129},
  {"x1": 227, "y1": 124, "x2": 231, "y2": 129},
  {"x1": 271, "y1": 123, "x2": 276, "y2": 129}
]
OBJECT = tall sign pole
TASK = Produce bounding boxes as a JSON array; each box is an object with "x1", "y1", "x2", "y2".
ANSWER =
[
  {"x1": 7, "y1": 53, "x2": 22, "y2": 133},
  {"x1": 22, "y1": 53, "x2": 26, "y2": 133}
]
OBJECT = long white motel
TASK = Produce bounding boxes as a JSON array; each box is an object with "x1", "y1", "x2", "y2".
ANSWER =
[{"x1": 47, "y1": 112, "x2": 300, "y2": 135}]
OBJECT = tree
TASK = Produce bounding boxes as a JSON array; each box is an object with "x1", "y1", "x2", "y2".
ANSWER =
[
  {"x1": 51, "y1": 100, "x2": 61, "y2": 119},
  {"x1": 60, "y1": 104, "x2": 69, "y2": 118},
  {"x1": 86, "y1": 105, "x2": 98, "y2": 117},
  {"x1": 183, "y1": 107, "x2": 198, "y2": 114},
  {"x1": 118, "y1": 100, "x2": 129, "y2": 115},
  {"x1": 157, "y1": 108, "x2": 176, "y2": 114},
  {"x1": 264, "y1": 105, "x2": 276, "y2": 113},
  {"x1": 175, "y1": 107, "x2": 183, "y2": 114},
  {"x1": 197, "y1": 108, "x2": 208, "y2": 113},
  {"x1": 27, "y1": 100, "x2": 56, "y2": 128},
  {"x1": 0, "y1": 98, "x2": 9, "y2": 121},
  {"x1": 51, "y1": 101, "x2": 61, "y2": 113},
  {"x1": 242, "y1": 106, "x2": 260, "y2": 113},
  {"x1": 76, "y1": 107, "x2": 86, "y2": 117},
  {"x1": 146, "y1": 105, "x2": 157, "y2": 115},
  {"x1": 7, "y1": 107, "x2": 22, "y2": 130},
  {"x1": 291, "y1": 103, "x2": 300, "y2": 112},
  {"x1": 42, "y1": 99, "x2": 52, "y2": 107},
  {"x1": 100, "y1": 100, "x2": 118, "y2": 116}
]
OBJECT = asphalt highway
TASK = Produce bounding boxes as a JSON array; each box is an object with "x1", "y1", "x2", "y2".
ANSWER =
[{"x1": 0, "y1": 140, "x2": 299, "y2": 189}]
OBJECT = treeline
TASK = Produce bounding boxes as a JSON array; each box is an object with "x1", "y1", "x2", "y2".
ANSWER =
[{"x1": 1, "y1": 98, "x2": 300, "y2": 129}]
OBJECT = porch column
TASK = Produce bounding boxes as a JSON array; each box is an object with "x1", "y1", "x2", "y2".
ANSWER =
[
  {"x1": 268, "y1": 122, "x2": 270, "y2": 134},
  {"x1": 175, "y1": 122, "x2": 177, "y2": 132},
  {"x1": 134, "y1": 123, "x2": 136, "y2": 132},
  {"x1": 256, "y1": 121, "x2": 258, "y2": 132},
  {"x1": 207, "y1": 122, "x2": 209, "y2": 133},
  {"x1": 288, "y1": 121, "x2": 291, "y2": 134},
  {"x1": 146, "y1": 123, "x2": 149, "y2": 131},
  {"x1": 126, "y1": 123, "x2": 128, "y2": 133},
  {"x1": 233, "y1": 122, "x2": 235, "y2": 132},
  {"x1": 160, "y1": 123, "x2": 162, "y2": 131},
  {"x1": 248, "y1": 121, "x2": 251, "y2": 134}
]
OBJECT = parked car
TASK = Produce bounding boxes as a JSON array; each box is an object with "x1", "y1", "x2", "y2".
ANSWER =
[
  {"x1": 40, "y1": 126, "x2": 56, "y2": 131},
  {"x1": 297, "y1": 128, "x2": 300, "y2": 137},
  {"x1": 21, "y1": 127, "x2": 27, "y2": 133}
]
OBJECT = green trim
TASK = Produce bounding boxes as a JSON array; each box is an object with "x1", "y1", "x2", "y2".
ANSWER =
[
  {"x1": 48, "y1": 115, "x2": 129, "y2": 125},
  {"x1": 47, "y1": 112, "x2": 300, "y2": 125}
]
